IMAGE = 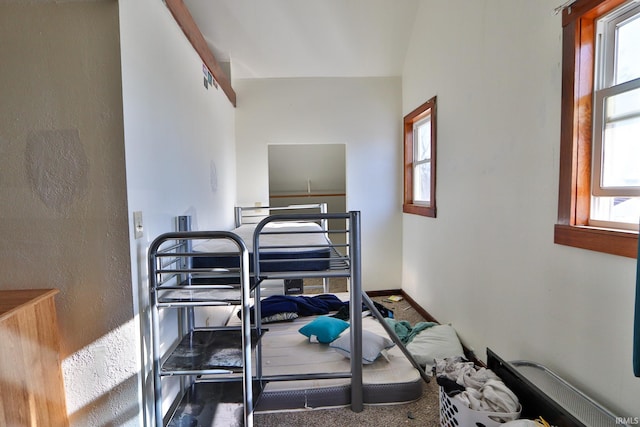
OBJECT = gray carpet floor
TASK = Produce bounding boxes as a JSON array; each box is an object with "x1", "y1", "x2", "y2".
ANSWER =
[{"x1": 254, "y1": 287, "x2": 442, "y2": 426}]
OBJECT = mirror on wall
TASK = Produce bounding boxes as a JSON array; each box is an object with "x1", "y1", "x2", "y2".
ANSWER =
[
  {"x1": 268, "y1": 143, "x2": 346, "y2": 206},
  {"x1": 268, "y1": 143, "x2": 347, "y2": 250}
]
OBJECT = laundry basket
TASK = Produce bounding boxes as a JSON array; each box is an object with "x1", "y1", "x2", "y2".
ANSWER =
[{"x1": 439, "y1": 387, "x2": 521, "y2": 427}]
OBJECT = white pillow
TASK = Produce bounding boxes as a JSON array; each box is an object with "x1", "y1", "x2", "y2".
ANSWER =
[
  {"x1": 406, "y1": 324, "x2": 464, "y2": 370},
  {"x1": 330, "y1": 329, "x2": 395, "y2": 364}
]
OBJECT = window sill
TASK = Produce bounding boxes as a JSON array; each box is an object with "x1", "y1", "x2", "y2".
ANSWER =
[
  {"x1": 403, "y1": 203, "x2": 436, "y2": 218},
  {"x1": 554, "y1": 224, "x2": 638, "y2": 258}
]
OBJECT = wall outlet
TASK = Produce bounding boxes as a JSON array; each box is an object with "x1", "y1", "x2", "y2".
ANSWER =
[{"x1": 133, "y1": 211, "x2": 143, "y2": 239}]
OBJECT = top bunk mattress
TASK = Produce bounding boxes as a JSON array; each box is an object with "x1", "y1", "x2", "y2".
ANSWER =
[{"x1": 191, "y1": 221, "x2": 333, "y2": 272}]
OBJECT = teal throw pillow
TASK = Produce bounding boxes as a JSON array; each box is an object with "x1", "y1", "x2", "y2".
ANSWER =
[{"x1": 298, "y1": 316, "x2": 349, "y2": 343}]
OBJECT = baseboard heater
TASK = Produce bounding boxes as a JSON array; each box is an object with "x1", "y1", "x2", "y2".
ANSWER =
[{"x1": 487, "y1": 348, "x2": 629, "y2": 427}]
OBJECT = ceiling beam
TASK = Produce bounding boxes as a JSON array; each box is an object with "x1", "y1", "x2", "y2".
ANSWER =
[{"x1": 165, "y1": 0, "x2": 237, "y2": 107}]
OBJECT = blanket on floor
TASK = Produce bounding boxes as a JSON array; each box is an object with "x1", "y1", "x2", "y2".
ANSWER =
[{"x1": 384, "y1": 318, "x2": 437, "y2": 344}]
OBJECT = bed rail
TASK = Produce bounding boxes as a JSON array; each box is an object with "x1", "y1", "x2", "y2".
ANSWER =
[
  {"x1": 251, "y1": 212, "x2": 352, "y2": 280},
  {"x1": 235, "y1": 203, "x2": 328, "y2": 228},
  {"x1": 154, "y1": 209, "x2": 425, "y2": 415}
]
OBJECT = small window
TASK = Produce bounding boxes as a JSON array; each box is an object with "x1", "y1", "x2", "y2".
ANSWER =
[{"x1": 403, "y1": 96, "x2": 437, "y2": 217}]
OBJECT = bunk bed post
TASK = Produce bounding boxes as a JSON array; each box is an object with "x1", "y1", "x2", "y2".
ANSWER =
[
  {"x1": 177, "y1": 216, "x2": 195, "y2": 331},
  {"x1": 320, "y1": 202, "x2": 328, "y2": 232},
  {"x1": 236, "y1": 236, "x2": 254, "y2": 427},
  {"x1": 148, "y1": 240, "x2": 165, "y2": 427},
  {"x1": 320, "y1": 203, "x2": 330, "y2": 292},
  {"x1": 349, "y1": 211, "x2": 364, "y2": 412},
  {"x1": 234, "y1": 206, "x2": 243, "y2": 228},
  {"x1": 176, "y1": 216, "x2": 196, "y2": 397}
]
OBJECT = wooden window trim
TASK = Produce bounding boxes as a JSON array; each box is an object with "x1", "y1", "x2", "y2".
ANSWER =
[
  {"x1": 403, "y1": 97, "x2": 437, "y2": 218},
  {"x1": 555, "y1": 0, "x2": 638, "y2": 258}
]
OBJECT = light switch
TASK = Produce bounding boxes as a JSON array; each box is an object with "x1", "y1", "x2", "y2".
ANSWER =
[{"x1": 133, "y1": 211, "x2": 143, "y2": 239}]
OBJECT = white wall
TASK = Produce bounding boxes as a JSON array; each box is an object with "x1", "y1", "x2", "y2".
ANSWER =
[
  {"x1": 119, "y1": 0, "x2": 236, "y2": 424},
  {"x1": 234, "y1": 77, "x2": 403, "y2": 291},
  {"x1": 402, "y1": 0, "x2": 640, "y2": 417}
]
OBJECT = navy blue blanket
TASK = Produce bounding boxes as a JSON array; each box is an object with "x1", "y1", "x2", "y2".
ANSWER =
[{"x1": 250, "y1": 294, "x2": 347, "y2": 319}]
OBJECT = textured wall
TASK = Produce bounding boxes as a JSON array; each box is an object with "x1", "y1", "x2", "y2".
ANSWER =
[{"x1": 0, "y1": 1, "x2": 138, "y2": 425}]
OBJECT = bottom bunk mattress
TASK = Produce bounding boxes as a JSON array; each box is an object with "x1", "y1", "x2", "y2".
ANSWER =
[{"x1": 227, "y1": 293, "x2": 424, "y2": 411}]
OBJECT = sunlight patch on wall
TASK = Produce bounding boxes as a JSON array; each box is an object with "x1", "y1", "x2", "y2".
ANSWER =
[{"x1": 62, "y1": 319, "x2": 139, "y2": 416}]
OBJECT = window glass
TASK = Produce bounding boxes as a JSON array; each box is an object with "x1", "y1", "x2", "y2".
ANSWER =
[
  {"x1": 615, "y1": 14, "x2": 640, "y2": 84},
  {"x1": 415, "y1": 116, "x2": 431, "y2": 162},
  {"x1": 591, "y1": 2, "x2": 640, "y2": 227},
  {"x1": 413, "y1": 116, "x2": 432, "y2": 204},
  {"x1": 601, "y1": 88, "x2": 640, "y2": 188},
  {"x1": 591, "y1": 196, "x2": 640, "y2": 227},
  {"x1": 413, "y1": 162, "x2": 431, "y2": 203}
]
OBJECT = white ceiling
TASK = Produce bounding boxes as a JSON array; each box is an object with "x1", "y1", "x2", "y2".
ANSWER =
[{"x1": 183, "y1": 0, "x2": 420, "y2": 80}]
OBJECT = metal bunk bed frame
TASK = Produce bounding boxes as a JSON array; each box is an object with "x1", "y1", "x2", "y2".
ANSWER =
[
  {"x1": 147, "y1": 207, "x2": 430, "y2": 426},
  {"x1": 249, "y1": 211, "x2": 431, "y2": 405},
  {"x1": 251, "y1": 210, "x2": 365, "y2": 411},
  {"x1": 234, "y1": 203, "x2": 328, "y2": 228}
]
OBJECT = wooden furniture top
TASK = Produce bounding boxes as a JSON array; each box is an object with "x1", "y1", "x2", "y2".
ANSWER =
[{"x1": 0, "y1": 288, "x2": 59, "y2": 321}]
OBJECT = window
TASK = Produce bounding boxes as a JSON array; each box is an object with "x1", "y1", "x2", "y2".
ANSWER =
[
  {"x1": 591, "y1": 3, "x2": 640, "y2": 228},
  {"x1": 555, "y1": 0, "x2": 639, "y2": 257},
  {"x1": 403, "y1": 96, "x2": 437, "y2": 217}
]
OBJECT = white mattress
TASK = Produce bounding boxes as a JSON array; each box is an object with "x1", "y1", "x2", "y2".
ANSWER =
[{"x1": 227, "y1": 293, "x2": 423, "y2": 409}]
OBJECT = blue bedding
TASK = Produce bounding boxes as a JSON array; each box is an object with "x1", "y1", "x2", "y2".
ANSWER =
[{"x1": 256, "y1": 294, "x2": 346, "y2": 319}]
